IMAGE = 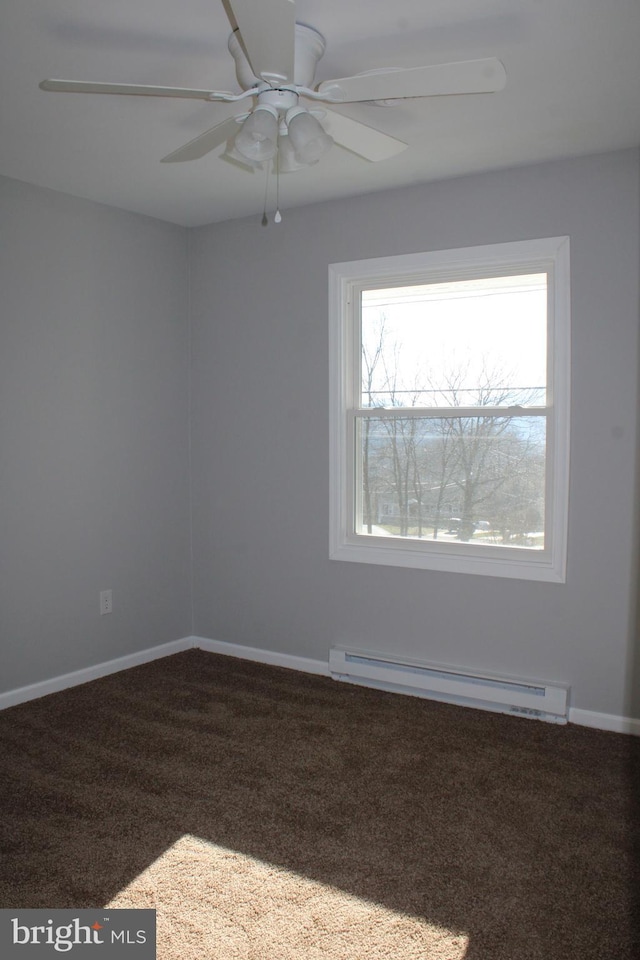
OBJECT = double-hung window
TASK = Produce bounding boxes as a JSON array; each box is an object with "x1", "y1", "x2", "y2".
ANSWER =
[{"x1": 329, "y1": 237, "x2": 570, "y2": 582}]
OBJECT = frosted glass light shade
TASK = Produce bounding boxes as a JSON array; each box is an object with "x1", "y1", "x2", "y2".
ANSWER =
[
  {"x1": 287, "y1": 110, "x2": 333, "y2": 165},
  {"x1": 235, "y1": 106, "x2": 278, "y2": 162}
]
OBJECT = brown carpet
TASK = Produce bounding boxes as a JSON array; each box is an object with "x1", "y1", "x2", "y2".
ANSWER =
[{"x1": 0, "y1": 649, "x2": 638, "y2": 959}]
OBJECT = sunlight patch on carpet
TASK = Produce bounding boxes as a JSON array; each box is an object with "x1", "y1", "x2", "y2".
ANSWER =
[{"x1": 106, "y1": 834, "x2": 469, "y2": 959}]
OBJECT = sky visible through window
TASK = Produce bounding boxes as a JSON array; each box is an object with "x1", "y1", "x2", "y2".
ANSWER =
[{"x1": 361, "y1": 273, "x2": 547, "y2": 409}]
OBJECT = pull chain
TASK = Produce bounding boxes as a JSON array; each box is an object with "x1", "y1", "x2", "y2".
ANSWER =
[
  {"x1": 259, "y1": 150, "x2": 283, "y2": 226},
  {"x1": 274, "y1": 137, "x2": 282, "y2": 223},
  {"x1": 261, "y1": 160, "x2": 269, "y2": 226}
]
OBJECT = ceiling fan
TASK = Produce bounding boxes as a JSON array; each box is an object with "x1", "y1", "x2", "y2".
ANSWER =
[{"x1": 39, "y1": 0, "x2": 506, "y2": 172}]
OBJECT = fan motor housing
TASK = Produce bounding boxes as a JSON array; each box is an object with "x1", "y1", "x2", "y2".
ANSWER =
[{"x1": 228, "y1": 23, "x2": 326, "y2": 90}]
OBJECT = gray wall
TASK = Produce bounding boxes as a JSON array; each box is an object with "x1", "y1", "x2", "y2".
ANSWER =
[
  {"x1": 189, "y1": 149, "x2": 640, "y2": 718},
  {"x1": 0, "y1": 176, "x2": 192, "y2": 693},
  {"x1": 2, "y1": 150, "x2": 638, "y2": 720}
]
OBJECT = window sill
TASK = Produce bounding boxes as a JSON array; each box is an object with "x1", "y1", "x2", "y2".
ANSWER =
[{"x1": 330, "y1": 535, "x2": 565, "y2": 582}]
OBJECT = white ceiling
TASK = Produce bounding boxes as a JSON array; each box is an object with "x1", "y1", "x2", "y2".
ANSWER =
[{"x1": 2, "y1": 0, "x2": 639, "y2": 227}]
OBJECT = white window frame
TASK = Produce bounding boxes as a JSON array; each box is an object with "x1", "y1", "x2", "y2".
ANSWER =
[{"x1": 329, "y1": 237, "x2": 571, "y2": 582}]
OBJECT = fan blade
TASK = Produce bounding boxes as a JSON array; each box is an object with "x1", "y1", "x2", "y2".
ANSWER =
[
  {"x1": 317, "y1": 58, "x2": 506, "y2": 103},
  {"x1": 161, "y1": 118, "x2": 241, "y2": 163},
  {"x1": 39, "y1": 79, "x2": 236, "y2": 101},
  {"x1": 320, "y1": 109, "x2": 407, "y2": 162},
  {"x1": 227, "y1": 0, "x2": 295, "y2": 83}
]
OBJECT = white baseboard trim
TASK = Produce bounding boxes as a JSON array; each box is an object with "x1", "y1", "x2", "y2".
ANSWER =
[
  {"x1": 191, "y1": 642, "x2": 638, "y2": 735},
  {"x1": 0, "y1": 637, "x2": 193, "y2": 711},
  {"x1": 568, "y1": 707, "x2": 640, "y2": 736},
  {"x1": 189, "y1": 636, "x2": 330, "y2": 678},
  {"x1": 1, "y1": 635, "x2": 638, "y2": 736},
  {"x1": 0, "y1": 636, "x2": 329, "y2": 712}
]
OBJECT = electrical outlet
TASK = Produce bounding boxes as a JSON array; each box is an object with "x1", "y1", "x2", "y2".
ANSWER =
[{"x1": 100, "y1": 589, "x2": 113, "y2": 615}]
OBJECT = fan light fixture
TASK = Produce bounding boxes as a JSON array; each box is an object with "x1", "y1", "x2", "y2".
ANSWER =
[{"x1": 233, "y1": 101, "x2": 333, "y2": 168}]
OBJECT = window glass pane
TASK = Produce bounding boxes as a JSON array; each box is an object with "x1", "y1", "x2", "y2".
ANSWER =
[
  {"x1": 357, "y1": 415, "x2": 546, "y2": 549},
  {"x1": 361, "y1": 274, "x2": 547, "y2": 409}
]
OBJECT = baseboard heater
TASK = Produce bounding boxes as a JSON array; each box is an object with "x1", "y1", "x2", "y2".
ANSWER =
[{"x1": 329, "y1": 647, "x2": 570, "y2": 724}]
